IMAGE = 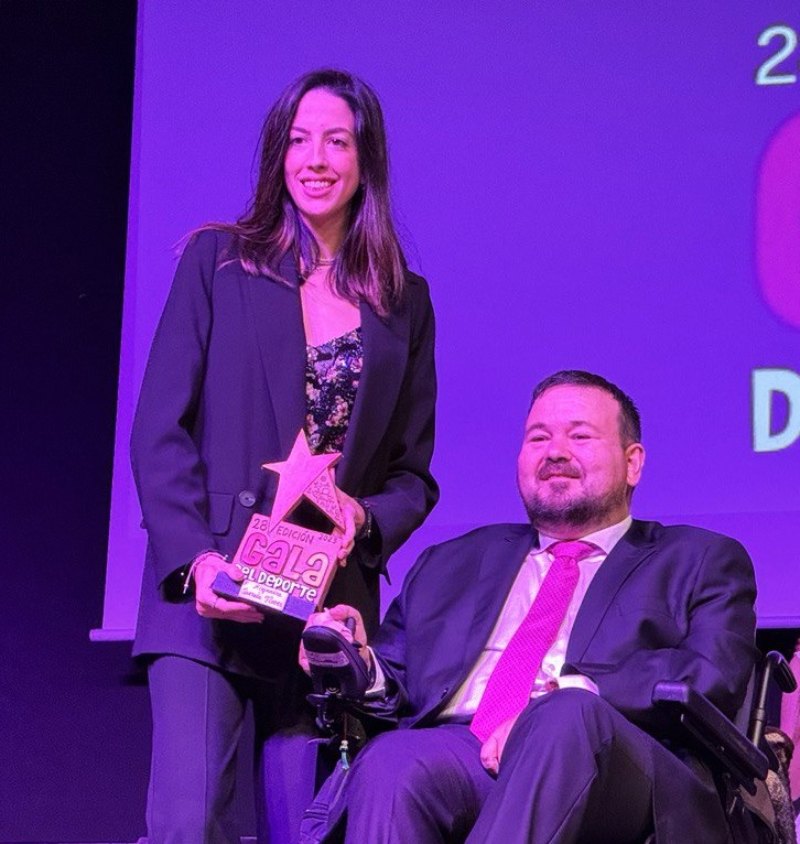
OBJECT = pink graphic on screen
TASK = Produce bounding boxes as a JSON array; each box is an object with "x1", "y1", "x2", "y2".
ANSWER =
[{"x1": 757, "y1": 111, "x2": 800, "y2": 330}]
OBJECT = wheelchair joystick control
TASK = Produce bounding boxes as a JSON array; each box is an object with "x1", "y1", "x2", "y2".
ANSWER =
[{"x1": 302, "y1": 618, "x2": 371, "y2": 739}]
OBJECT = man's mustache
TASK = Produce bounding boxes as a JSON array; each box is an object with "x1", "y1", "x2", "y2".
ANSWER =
[{"x1": 538, "y1": 462, "x2": 581, "y2": 480}]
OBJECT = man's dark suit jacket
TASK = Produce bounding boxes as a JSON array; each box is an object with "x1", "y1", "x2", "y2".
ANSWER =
[
  {"x1": 371, "y1": 520, "x2": 756, "y2": 728},
  {"x1": 363, "y1": 519, "x2": 757, "y2": 837},
  {"x1": 130, "y1": 230, "x2": 438, "y2": 677}
]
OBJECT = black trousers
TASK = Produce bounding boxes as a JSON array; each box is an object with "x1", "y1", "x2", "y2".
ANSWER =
[
  {"x1": 337, "y1": 689, "x2": 728, "y2": 844},
  {"x1": 147, "y1": 655, "x2": 317, "y2": 844}
]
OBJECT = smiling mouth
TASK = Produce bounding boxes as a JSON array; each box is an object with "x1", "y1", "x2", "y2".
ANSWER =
[
  {"x1": 301, "y1": 179, "x2": 335, "y2": 190},
  {"x1": 539, "y1": 468, "x2": 581, "y2": 481}
]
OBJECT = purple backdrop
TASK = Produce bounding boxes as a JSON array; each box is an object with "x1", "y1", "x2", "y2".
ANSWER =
[{"x1": 100, "y1": 1, "x2": 800, "y2": 637}]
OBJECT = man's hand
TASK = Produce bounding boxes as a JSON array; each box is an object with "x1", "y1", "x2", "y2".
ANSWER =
[
  {"x1": 335, "y1": 490, "x2": 366, "y2": 565},
  {"x1": 479, "y1": 714, "x2": 520, "y2": 776},
  {"x1": 299, "y1": 604, "x2": 371, "y2": 674},
  {"x1": 193, "y1": 553, "x2": 264, "y2": 624}
]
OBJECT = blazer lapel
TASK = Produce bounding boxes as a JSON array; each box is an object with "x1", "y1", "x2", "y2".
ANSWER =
[
  {"x1": 565, "y1": 519, "x2": 658, "y2": 663},
  {"x1": 461, "y1": 526, "x2": 537, "y2": 676},
  {"x1": 244, "y1": 255, "x2": 306, "y2": 459},
  {"x1": 336, "y1": 300, "x2": 409, "y2": 489}
]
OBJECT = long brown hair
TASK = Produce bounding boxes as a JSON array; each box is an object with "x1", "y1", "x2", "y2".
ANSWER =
[{"x1": 205, "y1": 69, "x2": 407, "y2": 316}]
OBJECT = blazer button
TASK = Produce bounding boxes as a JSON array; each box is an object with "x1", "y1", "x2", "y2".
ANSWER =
[
  {"x1": 441, "y1": 688, "x2": 449, "y2": 699},
  {"x1": 238, "y1": 490, "x2": 256, "y2": 508}
]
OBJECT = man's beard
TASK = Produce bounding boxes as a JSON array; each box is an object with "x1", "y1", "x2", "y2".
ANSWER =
[{"x1": 522, "y1": 483, "x2": 628, "y2": 529}]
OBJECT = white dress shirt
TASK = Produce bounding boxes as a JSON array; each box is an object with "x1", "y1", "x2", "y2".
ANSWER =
[
  {"x1": 437, "y1": 517, "x2": 631, "y2": 718},
  {"x1": 364, "y1": 518, "x2": 633, "y2": 711}
]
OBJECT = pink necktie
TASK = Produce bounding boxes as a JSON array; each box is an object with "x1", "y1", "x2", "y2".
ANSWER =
[{"x1": 470, "y1": 540, "x2": 597, "y2": 743}]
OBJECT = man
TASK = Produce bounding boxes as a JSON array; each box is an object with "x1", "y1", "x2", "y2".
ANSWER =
[{"x1": 302, "y1": 370, "x2": 757, "y2": 843}]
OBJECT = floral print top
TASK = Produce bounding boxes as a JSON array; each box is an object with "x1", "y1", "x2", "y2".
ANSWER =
[{"x1": 305, "y1": 327, "x2": 363, "y2": 454}]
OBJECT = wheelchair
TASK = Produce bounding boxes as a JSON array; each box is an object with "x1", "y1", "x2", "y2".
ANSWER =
[
  {"x1": 651, "y1": 650, "x2": 797, "y2": 843},
  {"x1": 302, "y1": 623, "x2": 798, "y2": 844}
]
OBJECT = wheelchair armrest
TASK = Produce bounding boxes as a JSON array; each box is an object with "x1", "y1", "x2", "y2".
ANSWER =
[{"x1": 652, "y1": 681, "x2": 768, "y2": 794}]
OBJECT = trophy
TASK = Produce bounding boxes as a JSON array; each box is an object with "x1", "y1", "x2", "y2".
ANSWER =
[{"x1": 212, "y1": 430, "x2": 345, "y2": 622}]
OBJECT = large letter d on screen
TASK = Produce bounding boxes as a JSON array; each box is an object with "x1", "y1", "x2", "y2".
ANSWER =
[{"x1": 753, "y1": 369, "x2": 800, "y2": 453}]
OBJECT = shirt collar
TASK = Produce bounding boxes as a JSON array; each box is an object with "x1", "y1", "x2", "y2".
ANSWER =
[{"x1": 536, "y1": 515, "x2": 633, "y2": 558}]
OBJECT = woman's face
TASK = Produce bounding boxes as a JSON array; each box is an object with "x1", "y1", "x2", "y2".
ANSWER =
[{"x1": 284, "y1": 88, "x2": 360, "y2": 238}]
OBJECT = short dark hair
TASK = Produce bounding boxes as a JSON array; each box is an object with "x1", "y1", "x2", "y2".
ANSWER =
[{"x1": 530, "y1": 370, "x2": 642, "y2": 445}]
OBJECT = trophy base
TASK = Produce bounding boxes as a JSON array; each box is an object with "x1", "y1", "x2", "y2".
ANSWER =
[{"x1": 212, "y1": 571, "x2": 318, "y2": 622}]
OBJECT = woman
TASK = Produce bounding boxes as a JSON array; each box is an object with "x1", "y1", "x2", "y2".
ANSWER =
[{"x1": 131, "y1": 69, "x2": 437, "y2": 843}]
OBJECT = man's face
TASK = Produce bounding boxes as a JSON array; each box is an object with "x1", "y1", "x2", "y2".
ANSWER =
[{"x1": 517, "y1": 385, "x2": 644, "y2": 534}]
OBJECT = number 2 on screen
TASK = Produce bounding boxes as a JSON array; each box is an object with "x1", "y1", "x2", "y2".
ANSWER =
[{"x1": 756, "y1": 25, "x2": 798, "y2": 86}]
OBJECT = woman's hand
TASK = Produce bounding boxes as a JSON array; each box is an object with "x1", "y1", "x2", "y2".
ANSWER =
[
  {"x1": 335, "y1": 489, "x2": 366, "y2": 566},
  {"x1": 192, "y1": 552, "x2": 264, "y2": 624}
]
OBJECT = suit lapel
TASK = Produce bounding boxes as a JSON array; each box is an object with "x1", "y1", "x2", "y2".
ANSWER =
[
  {"x1": 245, "y1": 257, "x2": 413, "y2": 481},
  {"x1": 565, "y1": 519, "x2": 658, "y2": 662},
  {"x1": 244, "y1": 255, "x2": 306, "y2": 459},
  {"x1": 413, "y1": 526, "x2": 535, "y2": 725},
  {"x1": 336, "y1": 299, "x2": 409, "y2": 490},
  {"x1": 462, "y1": 527, "x2": 537, "y2": 675}
]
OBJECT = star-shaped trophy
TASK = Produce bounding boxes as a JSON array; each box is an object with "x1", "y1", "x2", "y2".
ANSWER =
[{"x1": 212, "y1": 431, "x2": 346, "y2": 621}]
